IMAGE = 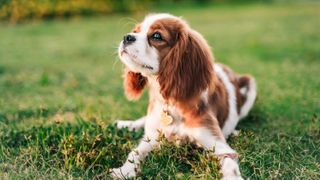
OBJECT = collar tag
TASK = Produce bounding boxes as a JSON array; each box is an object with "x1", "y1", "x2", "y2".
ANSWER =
[{"x1": 161, "y1": 104, "x2": 173, "y2": 126}]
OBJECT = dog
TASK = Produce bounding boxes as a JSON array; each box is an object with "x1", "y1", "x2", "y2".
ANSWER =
[{"x1": 111, "y1": 13, "x2": 256, "y2": 179}]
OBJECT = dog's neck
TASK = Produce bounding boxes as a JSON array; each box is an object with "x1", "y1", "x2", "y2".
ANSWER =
[{"x1": 146, "y1": 75, "x2": 165, "y2": 102}]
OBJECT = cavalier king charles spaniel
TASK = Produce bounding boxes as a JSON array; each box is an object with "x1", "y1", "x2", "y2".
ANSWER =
[{"x1": 111, "y1": 13, "x2": 257, "y2": 179}]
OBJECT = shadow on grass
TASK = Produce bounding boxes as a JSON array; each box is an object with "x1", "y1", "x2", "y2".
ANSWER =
[{"x1": 237, "y1": 104, "x2": 269, "y2": 131}]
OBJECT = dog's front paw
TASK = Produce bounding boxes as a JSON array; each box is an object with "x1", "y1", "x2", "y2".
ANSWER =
[
  {"x1": 116, "y1": 120, "x2": 137, "y2": 131},
  {"x1": 221, "y1": 174, "x2": 243, "y2": 180},
  {"x1": 221, "y1": 158, "x2": 243, "y2": 180},
  {"x1": 110, "y1": 163, "x2": 137, "y2": 179}
]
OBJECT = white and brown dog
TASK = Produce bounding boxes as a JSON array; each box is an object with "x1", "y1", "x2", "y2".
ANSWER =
[{"x1": 111, "y1": 13, "x2": 256, "y2": 179}]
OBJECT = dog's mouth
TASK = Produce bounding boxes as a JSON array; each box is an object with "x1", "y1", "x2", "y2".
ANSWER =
[
  {"x1": 120, "y1": 49, "x2": 127, "y2": 56},
  {"x1": 120, "y1": 49, "x2": 154, "y2": 70},
  {"x1": 137, "y1": 62, "x2": 154, "y2": 70}
]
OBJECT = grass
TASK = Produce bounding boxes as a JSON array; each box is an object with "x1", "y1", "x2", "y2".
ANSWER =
[{"x1": 0, "y1": 2, "x2": 320, "y2": 179}]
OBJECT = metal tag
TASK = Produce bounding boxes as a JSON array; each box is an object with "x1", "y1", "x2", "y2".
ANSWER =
[{"x1": 160, "y1": 110, "x2": 173, "y2": 126}]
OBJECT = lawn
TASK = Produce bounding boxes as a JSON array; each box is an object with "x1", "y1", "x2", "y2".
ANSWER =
[{"x1": 0, "y1": 2, "x2": 319, "y2": 179}]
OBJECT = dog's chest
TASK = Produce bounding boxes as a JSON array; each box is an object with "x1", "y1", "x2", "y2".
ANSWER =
[{"x1": 148, "y1": 101, "x2": 191, "y2": 141}]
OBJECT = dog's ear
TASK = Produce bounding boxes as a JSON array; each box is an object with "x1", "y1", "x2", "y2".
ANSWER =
[
  {"x1": 158, "y1": 27, "x2": 214, "y2": 102},
  {"x1": 123, "y1": 68, "x2": 147, "y2": 101}
]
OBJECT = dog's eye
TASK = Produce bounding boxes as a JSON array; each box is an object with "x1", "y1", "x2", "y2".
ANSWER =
[{"x1": 152, "y1": 32, "x2": 162, "y2": 41}]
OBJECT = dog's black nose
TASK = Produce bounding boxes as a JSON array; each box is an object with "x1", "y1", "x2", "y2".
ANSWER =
[{"x1": 123, "y1": 34, "x2": 136, "y2": 45}]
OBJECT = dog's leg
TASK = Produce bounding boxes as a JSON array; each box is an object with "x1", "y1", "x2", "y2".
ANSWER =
[
  {"x1": 116, "y1": 116, "x2": 146, "y2": 131},
  {"x1": 110, "y1": 130, "x2": 159, "y2": 178},
  {"x1": 189, "y1": 126, "x2": 243, "y2": 180}
]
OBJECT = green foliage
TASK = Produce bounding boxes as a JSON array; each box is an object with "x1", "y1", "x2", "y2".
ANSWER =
[
  {"x1": 0, "y1": 2, "x2": 320, "y2": 179},
  {"x1": 0, "y1": 0, "x2": 274, "y2": 23},
  {"x1": 0, "y1": 0, "x2": 152, "y2": 23}
]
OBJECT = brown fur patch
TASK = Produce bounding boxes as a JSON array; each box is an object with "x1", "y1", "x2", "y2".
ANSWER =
[
  {"x1": 133, "y1": 24, "x2": 141, "y2": 33},
  {"x1": 238, "y1": 75, "x2": 252, "y2": 106},
  {"x1": 238, "y1": 75, "x2": 250, "y2": 88},
  {"x1": 150, "y1": 18, "x2": 214, "y2": 102},
  {"x1": 209, "y1": 78, "x2": 229, "y2": 128},
  {"x1": 176, "y1": 96, "x2": 225, "y2": 140},
  {"x1": 147, "y1": 18, "x2": 181, "y2": 60},
  {"x1": 123, "y1": 68, "x2": 147, "y2": 101},
  {"x1": 219, "y1": 64, "x2": 244, "y2": 114}
]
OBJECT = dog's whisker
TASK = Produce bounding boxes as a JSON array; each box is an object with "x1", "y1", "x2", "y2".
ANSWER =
[
  {"x1": 108, "y1": 42, "x2": 120, "y2": 49},
  {"x1": 119, "y1": 17, "x2": 138, "y2": 25},
  {"x1": 112, "y1": 58, "x2": 119, "y2": 70},
  {"x1": 119, "y1": 17, "x2": 139, "y2": 31}
]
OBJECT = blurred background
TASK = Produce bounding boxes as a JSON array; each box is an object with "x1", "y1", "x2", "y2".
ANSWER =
[
  {"x1": 0, "y1": 0, "x2": 319, "y2": 179},
  {"x1": 1, "y1": 0, "x2": 273, "y2": 23}
]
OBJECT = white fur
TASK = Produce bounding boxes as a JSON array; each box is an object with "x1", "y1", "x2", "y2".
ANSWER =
[
  {"x1": 118, "y1": 36, "x2": 159, "y2": 75},
  {"x1": 116, "y1": 116, "x2": 146, "y2": 131},
  {"x1": 221, "y1": 158, "x2": 243, "y2": 180},
  {"x1": 240, "y1": 78, "x2": 257, "y2": 119},
  {"x1": 215, "y1": 64, "x2": 240, "y2": 138},
  {"x1": 240, "y1": 87, "x2": 247, "y2": 95},
  {"x1": 140, "y1": 13, "x2": 176, "y2": 34},
  {"x1": 201, "y1": 88, "x2": 209, "y2": 104}
]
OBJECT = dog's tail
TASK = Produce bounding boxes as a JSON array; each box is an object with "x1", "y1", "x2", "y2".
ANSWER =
[{"x1": 238, "y1": 75, "x2": 257, "y2": 119}]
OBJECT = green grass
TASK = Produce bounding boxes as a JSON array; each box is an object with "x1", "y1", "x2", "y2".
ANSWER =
[{"x1": 1, "y1": 2, "x2": 320, "y2": 179}]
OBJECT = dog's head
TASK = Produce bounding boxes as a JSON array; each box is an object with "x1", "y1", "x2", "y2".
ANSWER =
[{"x1": 119, "y1": 13, "x2": 214, "y2": 101}]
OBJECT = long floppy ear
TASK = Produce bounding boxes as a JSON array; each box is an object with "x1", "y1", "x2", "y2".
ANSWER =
[
  {"x1": 158, "y1": 26, "x2": 214, "y2": 102},
  {"x1": 123, "y1": 68, "x2": 147, "y2": 101}
]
